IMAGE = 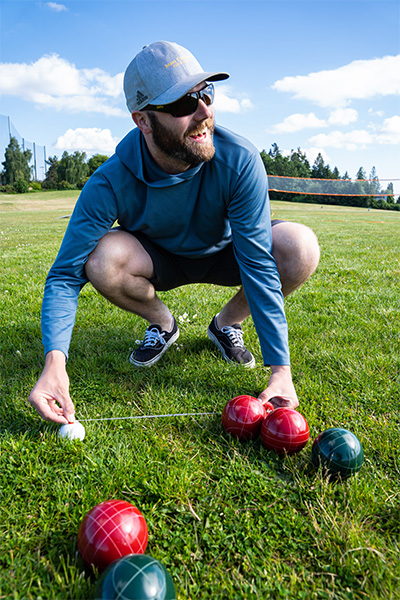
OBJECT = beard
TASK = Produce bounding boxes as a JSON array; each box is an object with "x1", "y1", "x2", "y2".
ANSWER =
[{"x1": 147, "y1": 112, "x2": 215, "y2": 168}]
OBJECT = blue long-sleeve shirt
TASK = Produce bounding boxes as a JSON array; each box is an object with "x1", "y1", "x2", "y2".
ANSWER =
[{"x1": 42, "y1": 125, "x2": 290, "y2": 365}]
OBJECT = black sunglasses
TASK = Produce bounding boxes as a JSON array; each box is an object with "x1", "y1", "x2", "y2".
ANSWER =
[{"x1": 144, "y1": 83, "x2": 215, "y2": 118}]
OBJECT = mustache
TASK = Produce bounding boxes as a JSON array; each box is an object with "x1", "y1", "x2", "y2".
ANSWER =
[{"x1": 187, "y1": 118, "x2": 215, "y2": 137}]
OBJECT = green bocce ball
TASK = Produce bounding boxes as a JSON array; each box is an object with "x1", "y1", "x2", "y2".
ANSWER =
[
  {"x1": 94, "y1": 554, "x2": 176, "y2": 600},
  {"x1": 312, "y1": 427, "x2": 364, "y2": 479}
]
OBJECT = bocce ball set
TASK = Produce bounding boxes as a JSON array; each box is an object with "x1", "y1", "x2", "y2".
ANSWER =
[
  {"x1": 60, "y1": 395, "x2": 363, "y2": 599},
  {"x1": 221, "y1": 395, "x2": 364, "y2": 479}
]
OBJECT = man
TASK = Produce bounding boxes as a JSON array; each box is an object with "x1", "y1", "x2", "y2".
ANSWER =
[{"x1": 28, "y1": 41, "x2": 320, "y2": 424}]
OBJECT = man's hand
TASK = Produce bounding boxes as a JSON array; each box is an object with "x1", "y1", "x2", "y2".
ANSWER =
[
  {"x1": 258, "y1": 365, "x2": 299, "y2": 409},
  {"x1": 28, "y1": 350, "x2": 75, "y2": 424}
]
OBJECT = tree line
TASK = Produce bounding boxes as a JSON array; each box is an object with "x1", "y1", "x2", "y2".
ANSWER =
[
  {"x1": 261, "y1": 144, "x2": 398, "y2": 210},
  {"x1": 1, "y1": 137, "x2": 108, "y2": 193},
  {"x1": 1, "y1": 136, "x2": 398, "y2": 211}
]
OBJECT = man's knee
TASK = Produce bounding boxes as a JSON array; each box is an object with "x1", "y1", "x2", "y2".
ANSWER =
[
  {"x1": 85, "y1": 230, "x2": 154, "y2": 286},
  {"x1": 272, "y1": 221, "x2": 320, "y2": 295},
  {"x1": 86, "y1": 231, "x2": 123, "y2": 281},
  {"x1": 273, "y1": 221, "x2": 319, "y2": 264}
]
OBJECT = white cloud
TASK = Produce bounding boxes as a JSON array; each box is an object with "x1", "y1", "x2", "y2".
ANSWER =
[
  {"x1": 368, "y1": 108, "x2": 384, "y2": 117},
  {"x1": 46, "y1": 2, "x2": 67, "y2": 12},
  {"x1": 309, "y1": 129, "x2": 374, "y2": 151},
  {"x1": 55, "y1": 127, "x2": 118, "y2": 155},
  {"x1": 308, "y1": 117, "x2": 400, "y2": 150},
  {"x1": 214, "y1": 85, "x2": 254, "y2": 113},
  {"x1": 328, "y1": 108, "x2": 358, "y2": 126},
  {"x1": 376, "y1": 116, "x2": 400, "y2": 144},
  {"x1": 0, "y1": 54, "x2": 126, "y2": 117},
  {"x1": 272, "y1": 55, "x2": 400, "y2": 108},
  {"x1": 269, "y1": 112, "x2": 327, "y2": 133},
  {"x1": 303, "y1": 147, "x2": 330, "y2": 165},
  {"x1": 268, "y1": 108, "x2": 359, "y2": 134},
  {"x1": 0, "y1": 55, "x2": 253, "y2": 117},
  {"x1": 239, "y1": 98, "x2": 254, "y2": 111}
]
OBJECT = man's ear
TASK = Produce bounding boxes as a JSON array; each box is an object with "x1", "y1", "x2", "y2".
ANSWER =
[{"x1": 131, "y1": 111, "x2": 152, "y2": 135}]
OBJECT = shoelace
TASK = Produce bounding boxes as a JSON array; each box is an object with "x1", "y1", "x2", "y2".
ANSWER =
[
  {"x1": 221, "y1": 326, "x2": 244, "y2": 347},
  {"x1": 141, "y1": 327, "x2": 166, "y2": 348}
]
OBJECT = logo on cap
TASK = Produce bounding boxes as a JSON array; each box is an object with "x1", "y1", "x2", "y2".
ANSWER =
[
  {"x1": 136, "y1": 90, "x2": 149, "y2": 105},
  {"x1": 164, "y1": 55, "x2": 191, "y2": 69}
]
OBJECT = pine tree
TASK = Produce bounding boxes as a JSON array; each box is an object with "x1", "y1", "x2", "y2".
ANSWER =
[
  {"x1": 356, "y1": 167, "x2": 367, "y2": 180},
  {"x1": 355, "y1": 167, "x2": 369, "y2": 206},
  {"x1": 42, "y1": 156, "x2": 60, "y2": 190},
  {"x1": 1, "y1": 137, "x2": 32, "y2": 184},
  {"x1": 369, "y1": 166, "x2": 381, "y2": 195},
  {"x1": 311, "y1": 153, "x2": 333, "y2": 179},
  {"x1": 289, "y1": 148, "x2": 311, "y2": 178}
]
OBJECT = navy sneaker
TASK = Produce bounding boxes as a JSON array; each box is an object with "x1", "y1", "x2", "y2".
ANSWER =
[
  {"x1": 130, "y1": 318, "x2": 179, "y2": 367},
  {"x1": 207, "y1": 315, "x2": 255, "y2": 368}
]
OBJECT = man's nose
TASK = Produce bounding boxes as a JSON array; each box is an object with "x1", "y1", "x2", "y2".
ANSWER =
[{"x1": 193, "y1": 99, "x2": 213, "y2": 120}]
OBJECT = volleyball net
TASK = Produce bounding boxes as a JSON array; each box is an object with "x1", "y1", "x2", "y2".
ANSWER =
[{"x1": 268, "y1": 175, "x2": 397, "y2": 198}]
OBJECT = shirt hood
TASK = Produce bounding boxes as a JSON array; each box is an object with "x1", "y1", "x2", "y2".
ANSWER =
[{"x1": 115, "y1": 127, "x2": 203, "y2": 188}]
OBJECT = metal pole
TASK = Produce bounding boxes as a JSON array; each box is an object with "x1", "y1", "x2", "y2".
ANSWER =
[
  {"x1": 43, "y1": 146, "x2": 47, "y2": 176},
  {"x1": 8, "y1": 116, "x2": 11, "y2": 141},
  {"x1": 33, "y1": 142, "x2": 37, "y2": 181}
]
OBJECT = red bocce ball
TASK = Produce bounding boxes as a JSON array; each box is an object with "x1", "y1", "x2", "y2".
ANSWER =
[
  {"x1": 77, "y1": 499, "x2": 148, "y2": 571},
  {"x1": 222, "y1": 395, "x2": 267, "y2": 441},
  {"x1": 261, "y1": 407, "x2": 309, "y2": 455}
]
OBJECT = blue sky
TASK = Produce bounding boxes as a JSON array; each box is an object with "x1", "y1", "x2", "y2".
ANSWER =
[{"x1": 1, "y1": 0, "x2": 399, "y2": 193}]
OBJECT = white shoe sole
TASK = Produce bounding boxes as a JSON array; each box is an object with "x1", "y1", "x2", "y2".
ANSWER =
[
  {"x1": 207, "y1": 328, "x2": 255, "y2": 369},
  {"x1": 130, "y1": 329, "x2": 180, "y2": 367}
]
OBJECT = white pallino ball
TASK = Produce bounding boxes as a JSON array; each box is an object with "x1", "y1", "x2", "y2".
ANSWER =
[{"x1": 59, "y1": 421, "x2": 85, "y2": 441}]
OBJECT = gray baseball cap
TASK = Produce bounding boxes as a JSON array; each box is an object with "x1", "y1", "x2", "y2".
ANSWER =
[{"x1": 123, "y1": 41, "x2": 230, "y2": 113}]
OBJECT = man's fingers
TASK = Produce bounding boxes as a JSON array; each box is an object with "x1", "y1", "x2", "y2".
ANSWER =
[
  {"x1": 269, "y1": 395, "x2": 299, "y2": 409},
  {"x1": 257, "y1": 389, "x2": 271, "y2": 403},
  {"x1": 60, "y1": 399, "x2": 75, "y2": 423},
  {"x1": 34, "y1": 401, "x2": 69, "y2": 424},
  {"x1": 28, "y1": 392, "x2": 75, "y2": 424},
  {"x1": 257, "y1": 392, "x2": 299, "y2": 410}
]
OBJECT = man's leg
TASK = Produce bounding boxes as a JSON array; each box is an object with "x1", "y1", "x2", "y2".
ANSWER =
[
  {"x1": 217, "y1": 221, "x2": 320, "y2": 327},
  {"x1": 85, "y1": 230, "x2": 179, "y2": 367},
  {"x1": 85, "y1": 229, "x2": 174, "y2": 331},
  {"x1": 207, "y1": 221, "x2": 320, "y2": 367},
  {"x1": 271, "y1": 221, "x2": 320, "y2": 297}
]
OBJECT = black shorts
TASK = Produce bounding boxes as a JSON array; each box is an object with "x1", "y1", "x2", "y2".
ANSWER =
[{"x1": 124, "y1": 219, "x2": 285, "y2": 292}]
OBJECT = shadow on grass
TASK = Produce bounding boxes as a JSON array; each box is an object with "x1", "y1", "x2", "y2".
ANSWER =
[{"x1": 1, "y1": 323, "x2": 301, "y2": 476}]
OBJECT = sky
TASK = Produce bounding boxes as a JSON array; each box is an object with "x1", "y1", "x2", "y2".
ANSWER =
[{"x1": 1, "y1": 0, "x2": 399, "y2": 194}]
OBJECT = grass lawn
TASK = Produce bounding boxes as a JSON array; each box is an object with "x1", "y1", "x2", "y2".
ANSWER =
[{"x1": 1, "y1": 191, "x2": 399, "y2": 600}]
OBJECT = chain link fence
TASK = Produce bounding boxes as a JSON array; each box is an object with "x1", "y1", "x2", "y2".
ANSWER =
[{"x1": 1, "y1": 114, "x2": 47, "y2": 181}]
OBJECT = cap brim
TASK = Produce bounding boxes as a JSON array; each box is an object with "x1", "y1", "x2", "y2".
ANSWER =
[{"x1": 150, "y1": 71, "x2": 230, "y2": 106}]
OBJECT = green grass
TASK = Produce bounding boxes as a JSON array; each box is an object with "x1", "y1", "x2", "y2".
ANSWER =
[{"x1": 1, "y1": 192, "x2": 399, "y2": 600}]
